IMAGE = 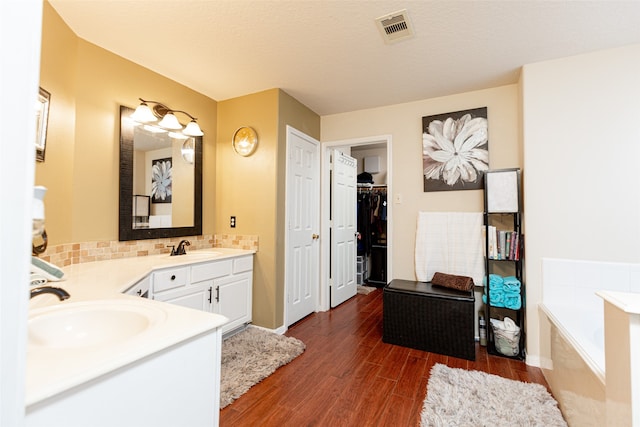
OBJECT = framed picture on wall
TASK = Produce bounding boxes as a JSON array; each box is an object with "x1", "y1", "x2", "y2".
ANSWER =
[
  {"x1": 151, "y1": 157, "x2": 172, "y2": 203},
  {"x1": 422, "y1": 107, "x2": 488, "y2": 192},
  {"x1": 35, "y1": 87, "x2": 51, "y2": 162}
]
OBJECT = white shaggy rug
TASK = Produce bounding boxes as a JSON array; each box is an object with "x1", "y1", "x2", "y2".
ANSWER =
[
  {"x1": 220, "y1": 326, "x2": 305, "y2": 409},
  {"x1": 421, "y1": 364, "x2": 567, "y2": 427}
]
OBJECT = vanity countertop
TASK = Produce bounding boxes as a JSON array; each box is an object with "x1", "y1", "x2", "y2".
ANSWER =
[
  {"x1": 26, "y1": 247, "x2": 255, "y2": 407},
  {"x1": 597, "y1": 290, "x2": 640, "y2": 315}
]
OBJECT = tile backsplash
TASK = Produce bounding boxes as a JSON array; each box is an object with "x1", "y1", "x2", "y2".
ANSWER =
[{"x1": 38, "y1": 234, "x2": 259, "y2": 267}]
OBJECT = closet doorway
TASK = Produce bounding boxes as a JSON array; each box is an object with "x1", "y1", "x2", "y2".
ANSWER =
[
  {"x1": 356, "y1": 183, "x2": 387, "y2": 286},
  {"x1": 320, "y1": 135, "x2": 392, "y2": 311}
]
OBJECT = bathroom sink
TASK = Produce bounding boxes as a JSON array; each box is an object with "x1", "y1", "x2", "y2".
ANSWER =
[
  {"x1": 177, "y1": 250, "x2": 223, "y2": 258},
  {"x1": 28, "y1": 300, "x2": 167, "y2": 349}
]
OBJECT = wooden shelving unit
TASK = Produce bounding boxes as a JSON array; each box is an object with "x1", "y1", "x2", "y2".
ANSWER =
[{"x1": 483, "y1": 168, "x2": 525, "y2": 360}]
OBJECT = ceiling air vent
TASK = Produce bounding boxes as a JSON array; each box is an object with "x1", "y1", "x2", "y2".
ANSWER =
[{"x1": 375, "y1": 9, "x2": 414, "y2": 44}]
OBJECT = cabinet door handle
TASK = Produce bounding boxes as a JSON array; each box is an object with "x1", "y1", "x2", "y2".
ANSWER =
[
  {"x1": 136, "y1": 289, "x2": 142, "y2": 296},
  {"x1": 170, "y1": 275, "x2": 176, "y2": 281},
  {"x1": 215, "y1": 286, "x2": 220, "y2": 303},
  {"x1": 208, "y1": 287, "x2": 213, "y2": 304}
]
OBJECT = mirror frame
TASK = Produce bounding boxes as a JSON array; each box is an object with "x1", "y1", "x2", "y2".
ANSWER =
[{"x1": 119, "y1": 105, "x2": 203, "y2": 241}]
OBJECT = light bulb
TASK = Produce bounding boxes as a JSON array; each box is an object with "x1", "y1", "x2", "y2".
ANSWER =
[
  {"x1": 158, "y1": 112, "x2": 182, "y2": 130},
  {"x1": 131, "y1": 102, "x2": 157, "y2": 123},
  {"x1": 183, "y1": 120, "x2": 204, "y2": 136}
]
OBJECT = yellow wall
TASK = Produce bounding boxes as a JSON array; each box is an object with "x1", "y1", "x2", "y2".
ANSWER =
[
  {"x1": 217, "y1": 89, "x2": 279, "y2": 328},
  {"x1": 37, "y1": 2, "x2": 217, "y2": 244},
  {"x1": 38, "y1": 2, "x2": 77, "y2": 243},
  {"x1": 39, "y1": 2, "x2": 322, "y2": 330},
  {"x1": 216, "y1": 89, "x2": 320, "y2": 329}
]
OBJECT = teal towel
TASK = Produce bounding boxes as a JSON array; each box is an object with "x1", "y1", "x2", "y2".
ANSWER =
[
  {"x1": 482, "y1": 274, "x2": 504, "y2": 290},
  {"x1": 503, "y1": 276, "x2": 521, "y2": 292},
  {"x1": 482, "y1": 293, "x2": 505, "y2": 308},
  {"x1": 503, "y1": 276, "x2": 520, "y2": 285},
  {"x1": 503, "y1": 294, "x2": 522, "y2": 310}
]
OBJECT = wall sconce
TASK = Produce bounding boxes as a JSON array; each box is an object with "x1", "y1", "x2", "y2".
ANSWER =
[
  {"x1": 232, "y1": 126, "x2": 258, "y2": 156},
  {"x1": 131, "y1": 98, "x2": 204, "y2": 137},
  {"x1": 181, "y1": 138, "x2": 195, "y2": 164}
]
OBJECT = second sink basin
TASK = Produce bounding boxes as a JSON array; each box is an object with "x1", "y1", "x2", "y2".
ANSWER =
[
  {"x1": 177, "y1": 250, "x2": 223, "y2": 258},
  {"x1": 28, "y1": 300, "x2": 167, "y2": 349}
]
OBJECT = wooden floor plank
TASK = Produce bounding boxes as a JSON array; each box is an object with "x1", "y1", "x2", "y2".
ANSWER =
[
  {"x1": 220, "y1": 288, "x2": 550, "y2": 426},
  {"x1": 378, "y1": 393, "x2": 416, "y2": 427}
]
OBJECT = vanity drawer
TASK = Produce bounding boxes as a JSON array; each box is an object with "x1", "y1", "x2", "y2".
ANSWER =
[
  {"x1": 233, "y1": 255, "x2": 253, "y2": 274},
  {"x1": 153, "y1": 267, "x2": 189, "y2": 293},
  {"x1": 191, "y1": 260, "x2": 232, "y2": 283}
]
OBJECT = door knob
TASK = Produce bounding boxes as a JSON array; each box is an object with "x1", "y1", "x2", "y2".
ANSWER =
[{"x1": 312, "y1": 234, "x2": 319, "y2": 240}]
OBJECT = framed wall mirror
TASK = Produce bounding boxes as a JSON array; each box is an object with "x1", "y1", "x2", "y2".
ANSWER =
[{"x1": 119, "y1": 105, "x2": 202, "y2": 241}]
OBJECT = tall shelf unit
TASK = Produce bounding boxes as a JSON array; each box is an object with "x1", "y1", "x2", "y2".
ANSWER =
[{"x1": 483, "y1": 168, "x2": 525, "y2": 360}]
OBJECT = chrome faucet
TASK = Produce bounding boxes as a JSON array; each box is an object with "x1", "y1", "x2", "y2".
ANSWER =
[
  {"x1": 30, "y1": 286, "x2": 70, "y2": 301},
  {"x1": 170, "y1": 239, "x2": 191, "y2": 256}
]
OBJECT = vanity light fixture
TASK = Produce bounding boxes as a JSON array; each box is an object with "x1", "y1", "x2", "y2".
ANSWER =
[
  {"x1": 130, "y1": 100, "x2": 156, "y2": 123},
  {"x1": 143, "y1": 124, "x2": 168, "y2": 133},
  {"x1": 232, "y1": 126, "x2": 259, "y2": 156},
  {"x1": 181, "y1": 138, "x2": 195, "y2": 164},
  {"x1": 132, "y1": 98, "x2": 204, "y2": 137},
  {"x1": 168, "y1": 131, "x2": 189, "y2": 140},
  {"x1": 157, "y1": 112, "x2": 182, "y2": 130}
]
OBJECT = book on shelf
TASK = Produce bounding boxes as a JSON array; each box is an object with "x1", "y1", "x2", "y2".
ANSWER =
[{"x1": 486, "y1": 228, "x2": 520, "y2": 260}]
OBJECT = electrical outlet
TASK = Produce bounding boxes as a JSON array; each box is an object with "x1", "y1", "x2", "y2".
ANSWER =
[{"x1": 230, "y1": 216, "x2": 236, "y2": 228}]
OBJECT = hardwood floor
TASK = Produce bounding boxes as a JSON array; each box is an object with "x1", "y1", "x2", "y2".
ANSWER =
[{"x1": 220, "y1": 288, "x2": 550, "y2": 426}]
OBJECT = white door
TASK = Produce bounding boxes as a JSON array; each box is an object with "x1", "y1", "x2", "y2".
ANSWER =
[
  {"x1": 330, "y1": 150, "x2": 358, "y2": 307},
  {"x1": 286, "y1": 126, "x2": 320, "y2": 326}
]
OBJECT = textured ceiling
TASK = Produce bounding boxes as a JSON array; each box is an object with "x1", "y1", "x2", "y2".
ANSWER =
[{"x1": 49, "y1": 1, "x2": 640, "y2": 116}]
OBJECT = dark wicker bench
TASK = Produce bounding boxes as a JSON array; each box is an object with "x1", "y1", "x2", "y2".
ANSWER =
[{"x1": 382, "y1": 279, "x2": 475, "y2": 360}]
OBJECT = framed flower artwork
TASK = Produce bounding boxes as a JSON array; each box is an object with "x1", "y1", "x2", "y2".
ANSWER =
[
  {"x1": 151, "y1": 157, "x2": 172, "y2": 203},
  {"x1": 422, "y1": 107, "x2": 488, "y2": 192}
]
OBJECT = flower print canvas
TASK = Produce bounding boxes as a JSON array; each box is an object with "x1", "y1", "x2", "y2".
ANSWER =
[
  {"x1": 151, "y1": 157, "x2": 172, "y2": 203},
  {"x1": 422, "y1": 107, "x2": 488, "y2": 192}
]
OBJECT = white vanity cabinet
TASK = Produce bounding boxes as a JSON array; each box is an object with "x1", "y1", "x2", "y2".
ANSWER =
[
  {"x1": 26, "y1": 327, "x2": 222, "y2": 427},
  {"x1": 150, "y1": 255, "x2": 253, "y2": 334},
  {"x1": 124, "y1": 275, "x2": 150, "y2": 298}
]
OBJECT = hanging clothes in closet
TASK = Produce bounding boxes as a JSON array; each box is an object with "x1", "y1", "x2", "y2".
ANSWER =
[
  {"x1": 357, "y1": 185, "x2": 387, "y2": 285},
  {"x1": 357, "y1": 185, "x2": 387, "y2": 253}
]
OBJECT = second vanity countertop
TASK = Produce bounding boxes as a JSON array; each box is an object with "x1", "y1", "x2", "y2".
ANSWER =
[{"x1": 26, "y1": 247, "x2": 255, "y2": 407}]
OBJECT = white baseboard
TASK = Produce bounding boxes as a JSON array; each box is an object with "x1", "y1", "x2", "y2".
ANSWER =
[
  {"x1": 250, "y1": 324, "x2": 288, "y2": 335},
  {"x1": 525, "y1": 354, "x2": 553, "y2": 370}
]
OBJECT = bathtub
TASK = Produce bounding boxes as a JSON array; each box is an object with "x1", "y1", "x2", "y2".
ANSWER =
[
  {"x1": 541, "y1": 303, "x2": 604, "y2": 380},
  {"x1": 540, "y1": 258, "x2": 640, "y2": 426}
]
